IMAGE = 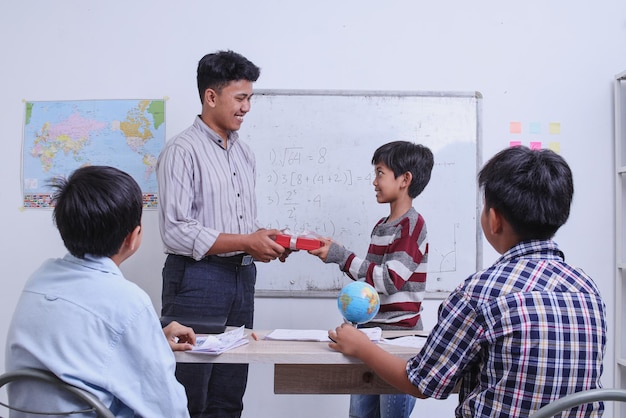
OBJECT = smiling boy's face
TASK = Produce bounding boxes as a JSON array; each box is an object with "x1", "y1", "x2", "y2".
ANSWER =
[{"x1": 372, "y1": 162, "x2": 405, "y2": 204}]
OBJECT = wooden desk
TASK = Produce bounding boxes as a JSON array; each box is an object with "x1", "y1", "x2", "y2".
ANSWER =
[{"x1": 174, "y1": 329, "x2": 426, "y2": 395}]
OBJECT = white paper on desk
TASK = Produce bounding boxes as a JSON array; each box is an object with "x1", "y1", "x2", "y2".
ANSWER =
[
  {"x1": 264, "y1": 327, "x2": 382, "y2": 342},
  {"x1": 380, "y1": 336, "x2": 427, "y2": 349},
  {"x1": 190, "y1": 325, "x2": 249, "y2": 355}
]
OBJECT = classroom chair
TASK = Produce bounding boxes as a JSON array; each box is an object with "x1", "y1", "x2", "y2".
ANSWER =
[
  {"x1": 0, "y1": 368, "x2": 114, "y2": 417},
  {"x1": 529, "y1": 388, "x2": 626, "y2": 417}
]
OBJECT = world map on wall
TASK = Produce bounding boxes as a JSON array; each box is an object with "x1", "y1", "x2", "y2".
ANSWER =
[{"x1": 22, "y1": 99, "x2": 166, "y2": 208}]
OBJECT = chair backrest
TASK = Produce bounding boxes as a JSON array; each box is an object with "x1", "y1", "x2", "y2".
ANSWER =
[
  {"x1": 529, "y1": 388, "x2": 626, "y2": 418},
  {"x1": 0, "y1": 368, "x2": 115, "y2": 418}
]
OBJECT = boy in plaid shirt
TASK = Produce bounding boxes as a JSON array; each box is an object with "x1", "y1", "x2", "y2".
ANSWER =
[{"x1": 328, "y1": 146, "x2": 606, "y2": 417}]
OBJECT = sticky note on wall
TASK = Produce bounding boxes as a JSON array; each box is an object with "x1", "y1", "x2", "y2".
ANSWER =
[
  {"x1": 548, "y1": 142, "x2": 561, "y2": 153},
  {"x1": 529, "y1": 122, "x2": 541, "y2": 134},
  {"x1": 509, "y1": 122, "x2": 522, "y2": 134},
  {"x1": 549, "y1": 122, "x2": 561, "y2": 134}
]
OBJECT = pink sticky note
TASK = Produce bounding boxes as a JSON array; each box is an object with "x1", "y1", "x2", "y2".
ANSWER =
[
  {"x1": 530, "y1": 141, "x2": 542, "y2": 150},
  {"x1": 509, "y1": 140, "x2": 522, "y2": 147}
]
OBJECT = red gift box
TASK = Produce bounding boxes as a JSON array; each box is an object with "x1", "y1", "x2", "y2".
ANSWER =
[{"x1": 274, "y1": 234, "x2": 323, "y2": 250}]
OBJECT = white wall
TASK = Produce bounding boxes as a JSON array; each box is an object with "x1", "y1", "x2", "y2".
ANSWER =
[{"x1": 1, "y1": 1, "x2": 625, "y2": 417}]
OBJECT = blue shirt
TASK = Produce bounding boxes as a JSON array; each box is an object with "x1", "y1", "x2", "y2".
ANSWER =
[
  {"x1": 407, "y1": 240, "x2": 606, "y2": 417},
  {"x1": 5, "y1": 254, "x2": 189, "y2": 417}
]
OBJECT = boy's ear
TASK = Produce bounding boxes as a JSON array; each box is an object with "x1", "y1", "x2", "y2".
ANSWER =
[
  {"x1": 127, "y1": 225, "x2": 142, "y2": 252},
  {"x1": 111, "y1": 225, "x2": 142, "y2": 266},
  {"x1": 488, "y1": 207, "x2": 504, "y2": 235},
  {"x1": 402, "y1": 171, "x2": 412, "y2": 187}
]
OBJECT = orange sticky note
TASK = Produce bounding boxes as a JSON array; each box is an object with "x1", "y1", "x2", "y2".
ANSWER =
[{"x1": 509, "y1": 122, "x2": 522, "y2": 134}]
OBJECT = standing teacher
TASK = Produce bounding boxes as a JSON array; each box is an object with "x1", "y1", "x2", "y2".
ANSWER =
[{"x1": 157, "y1": 50, "x2": 287, "y2": 418}]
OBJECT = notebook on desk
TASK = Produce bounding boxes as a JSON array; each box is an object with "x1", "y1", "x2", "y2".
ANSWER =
[
  {"x1": 264, "y1": 327, "x2": 382, "y2": 342},
  {"x1": 160, "y1": 315, "x2": 227, "y2": 334}
]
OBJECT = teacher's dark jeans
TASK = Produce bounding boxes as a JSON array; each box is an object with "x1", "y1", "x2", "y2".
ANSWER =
[{"x1": 162, "y1": 254, "x2": 256, "y2": 418}]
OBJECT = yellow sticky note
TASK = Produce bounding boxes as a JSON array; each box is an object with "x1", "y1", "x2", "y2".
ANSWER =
[
  {"x1": 548, "y1": 142, "x2": 561, "y2": 153},
  {"x1": 549, "y1": 122, "x2": 561, "y2": 134}
]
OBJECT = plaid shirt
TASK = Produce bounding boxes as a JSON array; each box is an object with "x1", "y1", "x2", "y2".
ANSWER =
[{"x1": 407, "y1": 240, "x2": 606, "y2": 417}]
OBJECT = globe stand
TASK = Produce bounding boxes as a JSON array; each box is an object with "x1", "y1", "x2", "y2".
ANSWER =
[{"x1": 343, "y1": 318, "x2": 358, "y2": 327}]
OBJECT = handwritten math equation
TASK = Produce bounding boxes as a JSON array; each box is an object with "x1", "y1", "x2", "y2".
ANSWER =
[
  {"x1": 262, "y1": 145, "x2": 373, "y2": 185},
  {"x1": 257, "y1": 146, "x2": 374, "y2": 235}
]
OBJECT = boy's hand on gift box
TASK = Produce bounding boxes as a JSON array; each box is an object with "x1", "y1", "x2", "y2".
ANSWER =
[{"x1": 308, "y1": 237, "x2": 332, "y2": 262}]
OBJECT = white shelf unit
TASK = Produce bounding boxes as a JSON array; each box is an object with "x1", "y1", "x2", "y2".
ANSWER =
[{"x1": 616, "y1": 70, "x2": 626, "y2": 418}]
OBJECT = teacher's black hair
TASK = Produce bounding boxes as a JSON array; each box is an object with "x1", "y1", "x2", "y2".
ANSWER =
[{"x1": 197, "y1": 50, "x2": 260, "y2": 103}]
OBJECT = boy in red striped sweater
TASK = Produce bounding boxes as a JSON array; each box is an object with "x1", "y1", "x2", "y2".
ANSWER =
[{"x1": 309, "y1": 140, "x2": 434, "y2": 418}]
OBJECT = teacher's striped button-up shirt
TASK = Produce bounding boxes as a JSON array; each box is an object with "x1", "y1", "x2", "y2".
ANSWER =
[{"x1": 156, "y1": 116, "x2": 262, "y2": 260}]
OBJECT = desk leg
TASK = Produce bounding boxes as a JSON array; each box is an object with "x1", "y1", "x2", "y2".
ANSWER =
[{"x1": 274, "y1": 364, "x2": 403, "y2": 394}]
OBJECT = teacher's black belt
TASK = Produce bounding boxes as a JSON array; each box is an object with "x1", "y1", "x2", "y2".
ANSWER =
[{"x1": 204, "y1": 254, "x2": 254, "y2": 266}]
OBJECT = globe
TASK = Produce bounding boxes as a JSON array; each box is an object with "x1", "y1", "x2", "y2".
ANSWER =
[{"x1": 337, "y1": 281, "x2": 380, "y2": 324}]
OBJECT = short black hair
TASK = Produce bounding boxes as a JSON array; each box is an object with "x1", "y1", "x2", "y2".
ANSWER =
[
  {"x1": 197, "y1": 50, "x2": 260, "y2": 103},
  {"x1": 50, "y1": 165, "x2": 143, "y2": 258},
  {"x1": 478, "y1": 146, "x2": 574, "y2": 240},
  {"x1": 372, "y1": 141, "x2": 434, "y2": 198}
]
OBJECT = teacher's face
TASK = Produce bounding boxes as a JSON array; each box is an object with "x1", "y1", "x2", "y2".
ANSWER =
[{"x1": 211, "y1": 79, "x2": 254, "y2": 134}]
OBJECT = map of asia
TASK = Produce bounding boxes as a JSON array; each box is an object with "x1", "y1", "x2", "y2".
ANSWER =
[{"x1": 22, "y1": 99, "x2": 165, "y2": 208}]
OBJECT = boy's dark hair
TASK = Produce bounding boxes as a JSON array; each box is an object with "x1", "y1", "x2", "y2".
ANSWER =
[
  {"x1": 372, "y1": 141, "x2": 434, "y2": 198},
  {"x1": 50, "y1": 165, "x2": 143, "y2": 259},
  {"x1": 197, "y1": 50, "x2": 260, "y2": 102},
  {"x1": 478, "y1": 146, "x2": 574, "y2": 240}
]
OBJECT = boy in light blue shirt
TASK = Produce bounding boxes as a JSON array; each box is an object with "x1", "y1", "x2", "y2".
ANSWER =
[{"x1": 5, "y1": 165, "x2": 194, "y2": 417}]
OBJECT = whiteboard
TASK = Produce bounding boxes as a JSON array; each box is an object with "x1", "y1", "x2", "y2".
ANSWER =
[{"x1": 239, "y1": 90, "x2": 482, "y2": 297}]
